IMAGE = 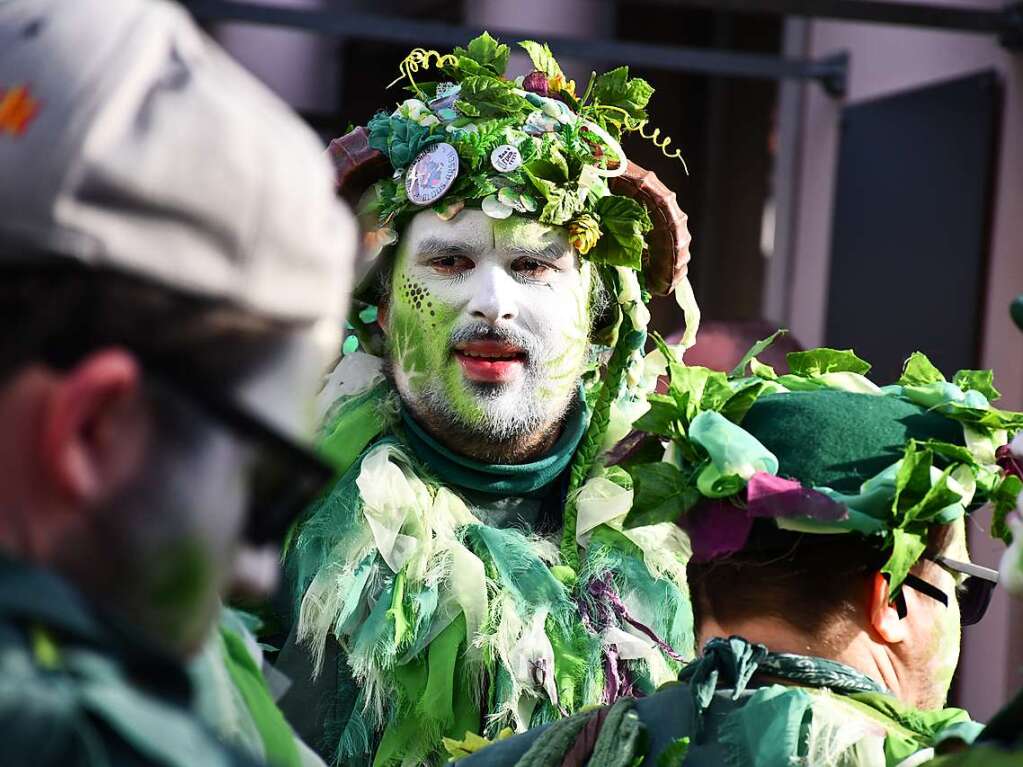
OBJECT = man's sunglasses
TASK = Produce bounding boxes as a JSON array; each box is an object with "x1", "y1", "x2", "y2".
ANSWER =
[
  {"x1": 149, "y1": 366, "x2": 337, "y2": 547},
  {"x1": 898, "y1": 556, "x2": 999, "y2": 626}
]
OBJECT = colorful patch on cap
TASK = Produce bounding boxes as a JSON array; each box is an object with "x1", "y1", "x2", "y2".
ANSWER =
[{"x1": 0, "y1": 85, "x2": 40, "y2": 137}]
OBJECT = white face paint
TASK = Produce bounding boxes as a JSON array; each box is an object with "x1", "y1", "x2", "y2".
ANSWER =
[{"x1": 386, "y1": 209, "x2": 593, "y2": 451}]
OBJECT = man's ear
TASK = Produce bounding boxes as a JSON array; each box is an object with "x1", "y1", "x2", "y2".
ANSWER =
[
  {"x1": 868, "y1": 572, "x2": 908, "y2": 643},
  {"x1": 39, "y1": 349, "x2": 147, "y2": 505}
]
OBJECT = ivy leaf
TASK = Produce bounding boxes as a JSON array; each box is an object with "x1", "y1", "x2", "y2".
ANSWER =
[
  {"x1": 591, "y1": 66, "x2": 653, "y2": 118},
  {"x1": 585, "y1": 195, "x2": 652, "y2": 270},
  {"x1": 524, "y1": 170, "x2": 583, "y2": 225},
  {"x1": 454, "y1": 32, "x2": 510, "y2": 77},
  {"x1": 953, "y1": 369, "x2": 1001, "y2": 402},
  {"x1": 730, "y1": 330, "x2": 786, "y2": 378},
  {"x1": 624, "y1": 462, "x2": 699, "y2": 529},
  {"x1": 519, "y1": 40, "x2": 565, "y2": 80},
  {"x1": 457, "y1": 76, "x2": 532, "y2": 118},
  {"x1": 787, "y1": 348, "x2": 871, "y2": 377},
  {"x1": 898, "y1": 352, "x2": 946, "y2": 387},
  {"x1": 633, "y1": 394, "x2": 679, "y2": 438}
]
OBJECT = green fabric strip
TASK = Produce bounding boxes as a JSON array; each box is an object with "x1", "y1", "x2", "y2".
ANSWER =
[
  {"x1": 219, "y1": 626, "x2": 301, "y2": 767},
  {"x1": 399, "y1": 389, "x2": 587, "y2": 497},
  {"x1": 319, "y1": 383, "x2": 388, "y2": 476}
]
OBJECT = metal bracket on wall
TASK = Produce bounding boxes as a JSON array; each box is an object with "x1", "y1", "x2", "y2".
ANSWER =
[{"x1": 181, "y1": 0, "x2": 849, "y2": 97}]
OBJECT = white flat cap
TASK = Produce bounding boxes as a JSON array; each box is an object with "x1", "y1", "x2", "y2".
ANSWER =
[{"x1": 0, "y1": 0, "x2": 355, "y2": 326}]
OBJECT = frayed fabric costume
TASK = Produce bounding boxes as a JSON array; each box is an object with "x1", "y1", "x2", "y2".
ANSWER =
[
  {"x1": 458, "y1": 342, "x2": 1023, "y2": 767},
  {"x1": 275, "y1": 34, "x2": 698, "y2": 767}
]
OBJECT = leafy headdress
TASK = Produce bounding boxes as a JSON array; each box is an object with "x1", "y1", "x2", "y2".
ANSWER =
[
  {"x1": 325, "y1": 33, "x2": 696, "y2": 566},
  {"x1": 623, "y1": 335, "x2": 1023, "y2": 597}
]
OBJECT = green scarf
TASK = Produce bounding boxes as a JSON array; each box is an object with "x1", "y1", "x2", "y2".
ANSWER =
[{"x1": 398, "y1": 393, "x2": 587, "y2": 497}]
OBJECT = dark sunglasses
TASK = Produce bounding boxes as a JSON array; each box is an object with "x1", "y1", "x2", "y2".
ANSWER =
[
  {"x1": 148, "y1": 366, "x2": 337, "y2": 547},
  {"x1": 897, "y1": 556, "x2": 999, "y2": 626}
]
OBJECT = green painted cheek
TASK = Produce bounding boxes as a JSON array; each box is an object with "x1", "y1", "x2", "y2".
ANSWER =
[{"x1": 388, "y1": 269, "x2": 485, "y2": 424}]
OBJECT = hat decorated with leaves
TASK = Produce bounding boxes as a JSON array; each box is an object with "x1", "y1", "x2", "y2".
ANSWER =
[
  {"x1": 624, "y1": 334, "x2": 1023, "y2": 597},
  {"x1": 327, "y1": 32, "x2": 692, "y2": 301}
]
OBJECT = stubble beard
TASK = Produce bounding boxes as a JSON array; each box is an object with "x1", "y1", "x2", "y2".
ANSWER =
[{"x1": 389, "y1": 324, "x2": 581, "y2": 464}]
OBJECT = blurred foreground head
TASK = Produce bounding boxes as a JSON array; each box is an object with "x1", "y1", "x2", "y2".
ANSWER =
[{"x1": 0, "y1": 0, "x2": 355, "y2": 656}]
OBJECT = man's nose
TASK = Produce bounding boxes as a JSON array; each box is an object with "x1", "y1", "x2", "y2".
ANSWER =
[{"x1": 466, "y1": 266, "x2": 518, "y2": 323}]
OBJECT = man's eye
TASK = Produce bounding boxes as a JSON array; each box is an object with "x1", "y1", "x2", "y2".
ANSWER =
[
  {"x1": 512, "y1": 257, "x2": 554, "y2": 278},
  {"x1": 429, "y1": 255, "x2": 474, "y2": 274}
]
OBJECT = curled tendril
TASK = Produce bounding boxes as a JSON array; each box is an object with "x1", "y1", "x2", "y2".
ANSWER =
[
  {"x1": 626, "y1": 117, "x2": 689, "y2": 175},
  {"x1": 388, "y1": 49, "x2": 459, "y2": 94}
]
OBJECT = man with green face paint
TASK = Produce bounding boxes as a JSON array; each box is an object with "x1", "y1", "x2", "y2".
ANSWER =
[
  {"x1": 275, "y1": 33, "x2": 697, "y2": 767},
  {"x1": 457, "y1": 343, "x2": 1022, "y2": 767}
]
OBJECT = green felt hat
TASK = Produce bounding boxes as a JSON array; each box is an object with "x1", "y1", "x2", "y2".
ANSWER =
[
  {"x1": 742, "y1": 390, "x2": 964, "y2": 495},
  {"x1": 626, "y1": 337, "x2": 1023, "y2": 594}
]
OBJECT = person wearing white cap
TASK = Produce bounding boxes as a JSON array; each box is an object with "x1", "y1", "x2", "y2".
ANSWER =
[{"x1": 0, "y1": 0, "x2": 356, "y2": 765}]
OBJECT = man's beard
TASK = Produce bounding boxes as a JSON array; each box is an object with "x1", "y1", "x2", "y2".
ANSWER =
[{"x1": 392, "y1": 321, "x2": 582, "y2": 463}]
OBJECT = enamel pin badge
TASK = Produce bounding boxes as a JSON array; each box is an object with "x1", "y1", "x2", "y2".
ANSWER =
[{"x1": 405, "y1": 142, "x2": 460, "y2": 206}]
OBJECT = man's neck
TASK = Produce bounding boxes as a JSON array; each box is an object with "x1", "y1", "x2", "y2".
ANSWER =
[{"x1": 698, "y1": 617, "x2": 906, "y2": 701}]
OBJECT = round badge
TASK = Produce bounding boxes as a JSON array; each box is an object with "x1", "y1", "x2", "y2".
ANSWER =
[
  {"x1": 490, "y1": 144, "x2": 522, "y2": 173},
  {"x1": 405, "y1": 143, "x2": 460, "y2": 206}
]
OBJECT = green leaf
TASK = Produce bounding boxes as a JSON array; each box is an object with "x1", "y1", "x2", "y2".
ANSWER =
[
  {"x1": 590, "y1": 66, "x2": 654, "y2": 122},
  {"x1": 456, "y1": 76, "x2": 531, "y2": 118},
  {"x1": 730, "y1": 330, "x2": 787, "y2": 378},
  {"x1": 699, "y1": 374, "x2": 734, "y2": 412},
  {"x1": 787, "y1": 348, "x2": 871, "y2": 377},
  {"x1": 366, "y1": 113, "x2": 441, "y2": 169},
  {"x1": 719, "y1": 381, "x2": 770, "y2": 425},
  {"x1": 519, "y1": 41, "x2": 564, "y2": 80},
  {"x1": 585, "y1": 195, "x2": 652, "y2": 270},
  {"x1": 524, "y1": 151, "x2": 569, "y2": 183},
  {"x1": 602, "y1": 464, "x2": 634, "y2": 491},
  {"x1": 633, "y1": 394, "x2": 679, "y2": 438},
  {"x1": 953, "y1": 369, "x2": 1001, "y2": 402},
  {"x1": 898, "y1": 352, "x2": 945, "y2": 387},
  {"x1": 992, "y1": 474, "x2": 1023, "y2": 542},
  {"x1": 881, "y1": 527, "x2": 928, "y2": 597},
  {"x1": 539, "y1": 185, "x2": 583, "y2": 226},
  {"x1": 749, "y1": 358, "x2": 778, "y2": 380},
  {"x1": 668, "y1": 366, "x2": 726, "y2": 424},
  {"x1": 454, "y1": 32, "x2": 509, "y2": 77},
  {"x1": 892, "y1": 443, "x2": 934, "y2": 517},
  {"x1": 918, "y1": 439, "x2": 978, "y2": 467},
  {"x1": 624, "y1": 462, "x2": 699, "y2": 528}
]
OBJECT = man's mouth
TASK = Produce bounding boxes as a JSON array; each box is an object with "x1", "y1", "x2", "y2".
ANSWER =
[{"x1": 453, "y1": 340, "x2": 527, "y2": 383}]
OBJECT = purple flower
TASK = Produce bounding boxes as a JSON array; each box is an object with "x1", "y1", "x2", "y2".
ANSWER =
[{"x1": 522, "y1": 70, "x2": 549, "y2": 97}]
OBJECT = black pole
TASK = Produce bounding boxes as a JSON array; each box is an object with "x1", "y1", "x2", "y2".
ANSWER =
[{"x1": 181, "y1": 0, "x2": 849, "y2": 95}]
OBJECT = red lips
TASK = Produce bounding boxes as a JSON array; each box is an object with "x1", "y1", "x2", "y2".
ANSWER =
[{"x1": 453, "y1": 340, "x2": 527, "y2": 383}]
